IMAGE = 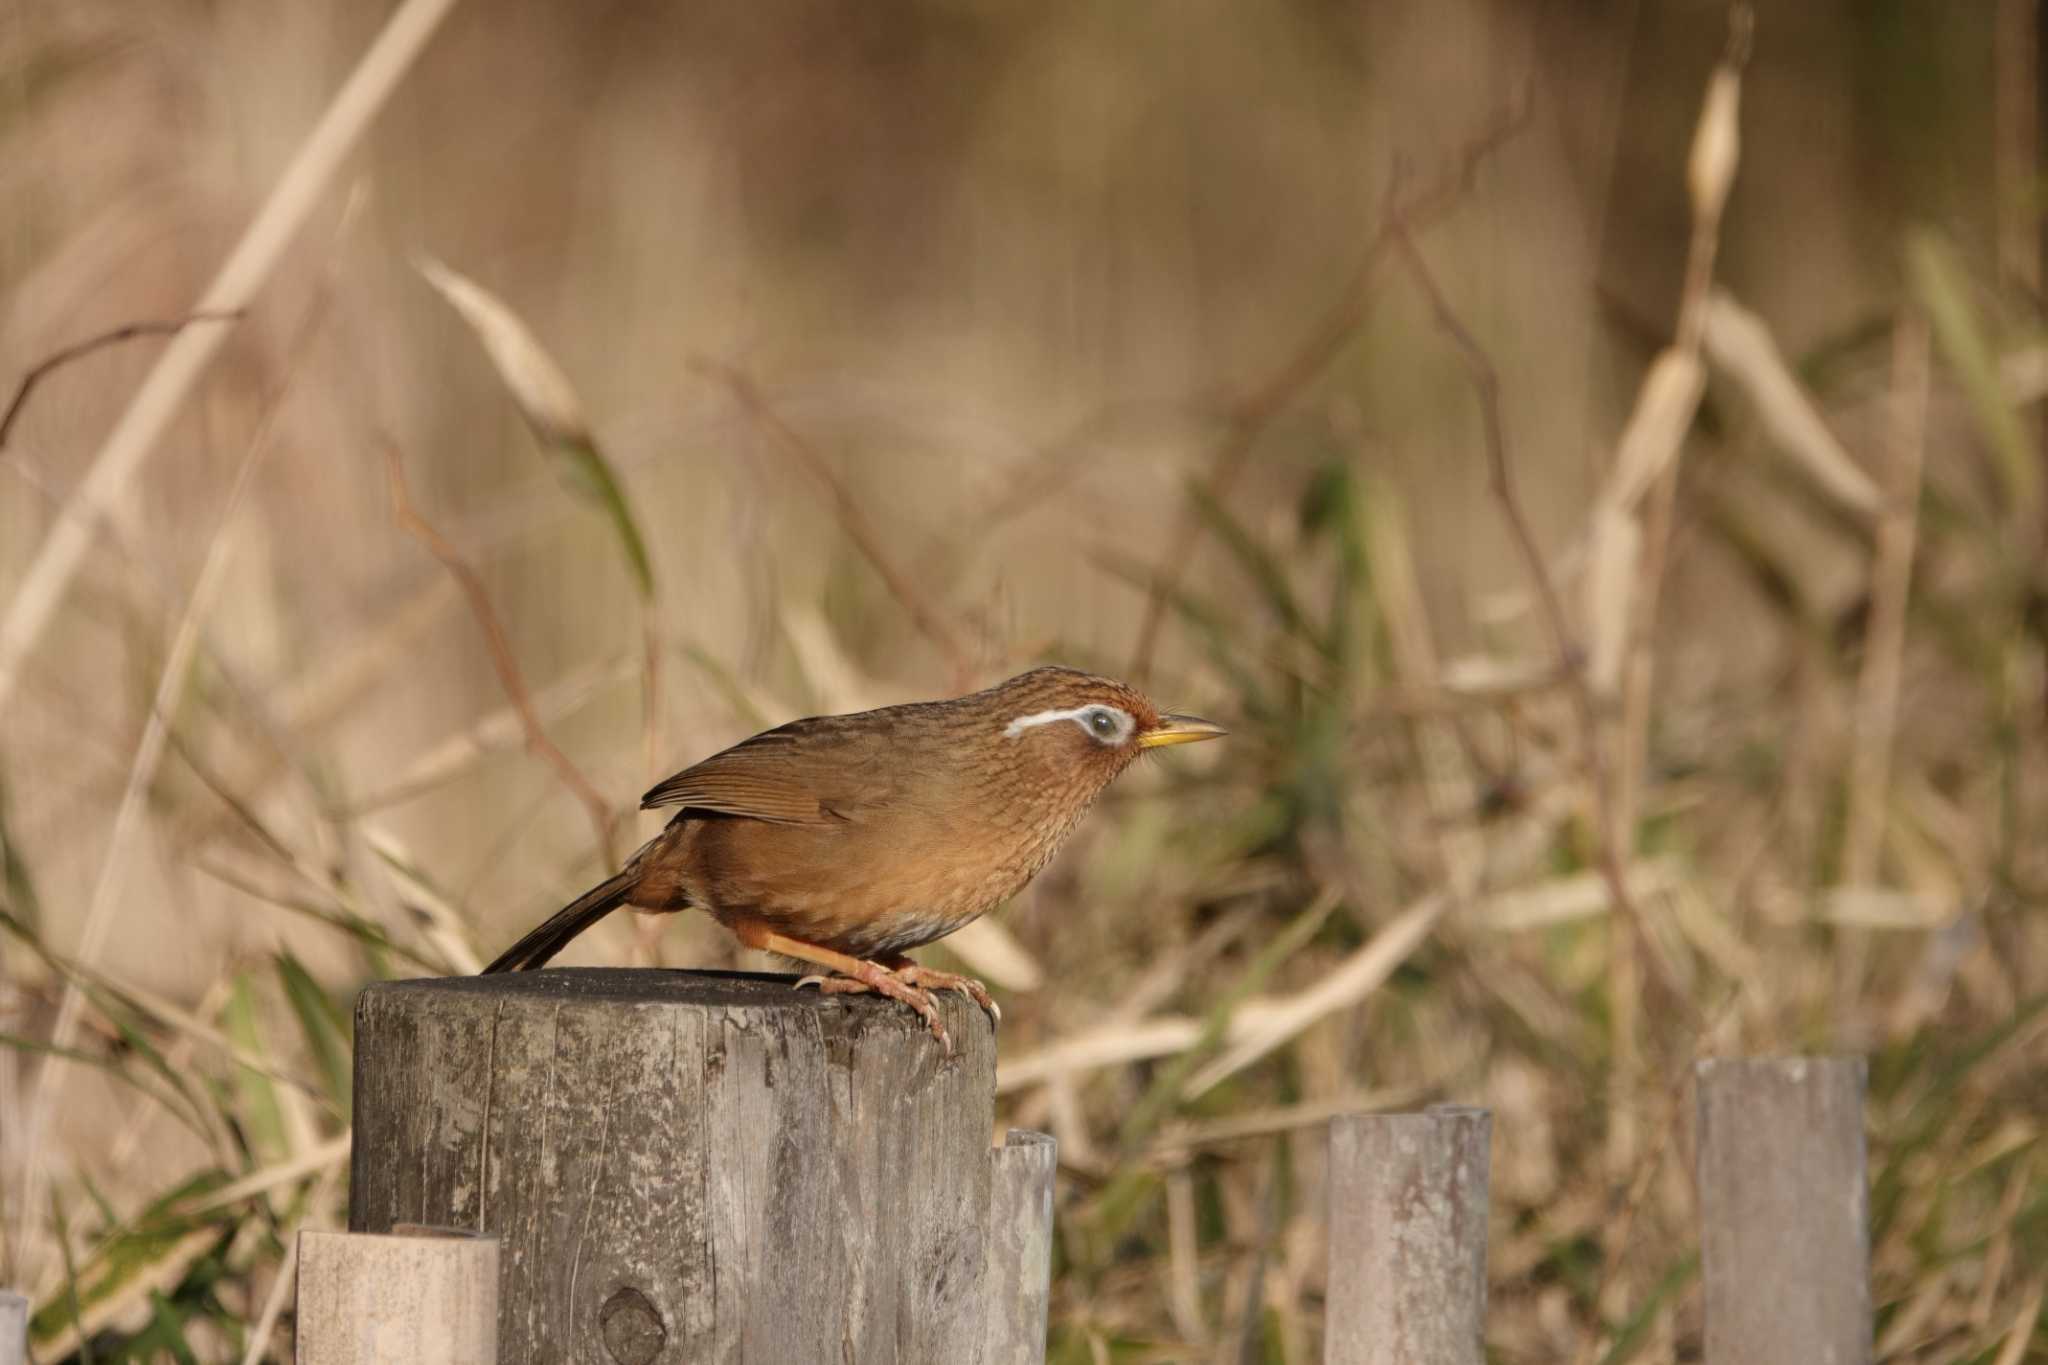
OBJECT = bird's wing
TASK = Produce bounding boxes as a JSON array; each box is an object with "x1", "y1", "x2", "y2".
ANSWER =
[{"x1": 638, "y1": 719, "x2": 881, "y2": 825}]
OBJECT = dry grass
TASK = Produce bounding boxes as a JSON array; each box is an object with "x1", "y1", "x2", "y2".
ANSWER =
[{"x1": 2, "y1": 2, "x2": 2045, "y2": 1361}]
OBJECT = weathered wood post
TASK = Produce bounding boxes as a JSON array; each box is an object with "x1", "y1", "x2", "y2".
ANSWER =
[
  {"x1": 978, "y1": 1129, "x2": 1057, "y2": 1365},
  {"x1": 296, "y1": 1228, "x2": 499, "y2": 1364},
  {"x1": 1324, "y1": 1105, "x2": 1492, "y2": 1365},
  {"x1": 350, "y1": 969, "x2": 999, "y2": 1364},
  {"x1": 1695, "y1": 1056, "x2": 1872, "y2": 1365}
]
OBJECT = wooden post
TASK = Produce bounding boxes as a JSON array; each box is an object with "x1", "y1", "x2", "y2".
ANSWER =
[
  {"x1": 1324, "y1": 1105, "x2": 1492, "y2": 1365},
  {"x1": 296, "y1": 1228, "x2": 499, "y2": 1364},
  {"x1": 978, "y1": 1130, "x2": 1056, "y2": 1365},
  {"x1": 1695, "y1": 1057, "x2": 1872, "y2": 1365},
  {"x1": 0, "y1": 1289, "x2": 26, "y2": 1365},
  {"x1": 351, "y1": 969, "x2": 997, "y2": 1364}
]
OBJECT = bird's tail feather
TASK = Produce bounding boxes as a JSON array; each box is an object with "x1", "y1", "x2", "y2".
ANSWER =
[{"x1": 480, "y1": 870, "x2": 638, "y2": 974}]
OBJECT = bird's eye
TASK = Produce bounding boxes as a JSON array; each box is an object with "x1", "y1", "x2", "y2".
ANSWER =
[{"x1": 1087, "y1": 708, "x2": 1119, "y2": 738}]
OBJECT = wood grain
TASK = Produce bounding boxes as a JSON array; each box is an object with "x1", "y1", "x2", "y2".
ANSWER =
[
  {"x1": 1696, "y1": 1057, "x2": 1872, "y2": 1364},
  {"x1": 296, "y1": 1229, "x2": 498, "y2": 1365},
  {"x1": 351, "y1": 969, "x2": 997, "y2": 1364},
  {"x1": 978, "y1": 1130, "x2": 1057, "y2": 1364},
  {"x1": 1324, "y1": 1106, "x2": 1492, "y2": 1365}
]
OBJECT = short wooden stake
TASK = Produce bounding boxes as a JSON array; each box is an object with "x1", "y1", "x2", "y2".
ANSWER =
[
  {"x1": 0, "y1": 1289, "x2": 26, "y2": 1365},
  {"x1": 978, "y1": 1129, "x2": 1057, "y2": 1364},
  {"x1": 1324, "y1": 1105, "x2": 1492, "y2": 1365},
  {"x1": 296, "y1": 1228, "x2": 498, "y2": 1364},
  {"x1": 1696, "y1": 1056, "x2": 1872, "y2": 1365},
  {"x1": 350, "y1": 969, "x2": 997, "y2": 1364}
]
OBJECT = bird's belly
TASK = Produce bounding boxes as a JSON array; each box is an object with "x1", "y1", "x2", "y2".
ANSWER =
[
  {"x1": 834, "y1": 906, "x2": 991, "y2": 959},
  {"x1": 690, "y1": 809, "x2": 1068, "y2": 960}
]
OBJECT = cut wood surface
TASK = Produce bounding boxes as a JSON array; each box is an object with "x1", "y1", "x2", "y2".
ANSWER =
[{"x1": 351, "y1": 968, "x2": 997, "y2": 1364}]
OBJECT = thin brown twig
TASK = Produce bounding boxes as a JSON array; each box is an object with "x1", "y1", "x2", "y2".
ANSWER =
[
  {"x1": 700, "y1": 361, "x2": 975, "y2": 683},
  {"x1": 0, "y1": 312, "x2": 245, "y2": 450},
  {"x1": 1835, "y1": 308, "x2": 1931, "y2": 1030},
  {"x1": 381, "y1": 439, "x2": 619, "y2": 871},
  {"x1": 1841, "y1": 311, "x2": 1930, "y2": 886},
  {"x1": 1388, "y1": 223, "x2": 1690, "y2": 1004},
  {"x1": 1125, "y1": 92, "x2": 1534, "y2": 681}
]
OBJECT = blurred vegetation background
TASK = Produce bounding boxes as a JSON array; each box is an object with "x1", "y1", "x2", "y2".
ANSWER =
[{"x1": 2, "y1": 0, "x2": 2045, "y2": 1360}]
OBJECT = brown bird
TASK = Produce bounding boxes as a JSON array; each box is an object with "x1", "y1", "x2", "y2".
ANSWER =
[{"x1": 481, "y1": 666, "x2": 1224, "y2": 1050}]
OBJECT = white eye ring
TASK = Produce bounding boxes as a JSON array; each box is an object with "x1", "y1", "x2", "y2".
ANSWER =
[{"x1": 1005, "y1": 704, "x2": 1135, "y2": 746}]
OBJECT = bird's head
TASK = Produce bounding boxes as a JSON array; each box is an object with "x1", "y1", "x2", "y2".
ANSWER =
[{"x1": 985, "y1": 666, "x2": 1225, "y2": 789}]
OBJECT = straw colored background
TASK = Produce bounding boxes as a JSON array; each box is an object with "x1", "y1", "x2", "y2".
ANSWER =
[{"x1": 2, "y1": 1, "x2": 2042, "y2": 1360}]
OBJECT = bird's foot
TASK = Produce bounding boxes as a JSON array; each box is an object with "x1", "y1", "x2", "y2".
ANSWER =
[
  {"x1": 886, "y1": 960, "x2": 999, "y2": 1026},
  {"x1": 795, "y1": 963, "x2": 952, "y2": 1055}
]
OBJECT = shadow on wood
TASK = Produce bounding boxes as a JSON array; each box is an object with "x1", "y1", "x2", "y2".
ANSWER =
[{"x1": 350, "y1": 968, "x2": 998, "y2": 1364}]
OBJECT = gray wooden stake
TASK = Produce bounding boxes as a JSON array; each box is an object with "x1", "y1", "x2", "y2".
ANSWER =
[
  {"x1": 350, "y1": 969, "x2": 997, "y2": 1364},
  {"x1": 1696, "y1": 1056, "x2": 1872, "y2": 1365},
  {"x1": 1324, "y1": 1106, "x2": 1491, "y2": 1365},
  {"x1": 296, "y1": 1228, "x2": 498, "y2": 1365},
  {"x1": 0, "y1": 1289, "x2": 26, "y2": 1365},
  {"x1": 978, "y1": 1129, "x2": 1057, "y2": 1364}
]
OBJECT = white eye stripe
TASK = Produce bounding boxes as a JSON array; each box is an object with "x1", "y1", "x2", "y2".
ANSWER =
[{"x1": 1004, "y1": 704, "x2": 1134, "y2": 745}]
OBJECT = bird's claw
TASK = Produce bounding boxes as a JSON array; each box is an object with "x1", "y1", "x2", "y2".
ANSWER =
[
  {"x1": 794, "y1": 966, "x2": 953, "y2": 1055},
  {"x1": 891, "y1": 964, "x2": 1000, "y2": 1026}
]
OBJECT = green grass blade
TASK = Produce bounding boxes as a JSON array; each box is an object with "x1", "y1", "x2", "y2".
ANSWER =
[
  {"x1": 1907, "y1": 230, "x2": 2040, "y2": 526},
  {"x1": 554, "y1": 433, "x2": 657, "y2": 599},
  {"x1": 223, "y1": 973, "x2": 287, "y2": 1164},
  {"x1": 0, "y1": 772, "x2": 42, "y2": 933},
  {"x1": 1186, "y1": 478, "x2": 1326, "y2": 655},
  {"x1": 275, "y1": 952, "x2": 352, "y2": 1119}
]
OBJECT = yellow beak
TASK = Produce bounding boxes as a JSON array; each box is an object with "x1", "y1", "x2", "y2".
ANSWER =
[{"x1": 1138, "y1": 713, "x2": 1228, "y2": 748}]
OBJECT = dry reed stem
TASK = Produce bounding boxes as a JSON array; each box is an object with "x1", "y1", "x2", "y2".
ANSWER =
[
  {"x1": 1363, "y1": 475, "x2": 1488, "y2": 898},
  {"x1": 1701, "y1": 291, "x2": 1884, "y2": 518},
  {"x1": 1125, "y1": 93, "x2": 1533, "y2": 681},
  {"x1": 1594, "y1": 1, "x2": 1750, "y2": 1220},
  {"x1": 1163, "y1": 1166, "x2": 1207, "y2": 1347},
  {"x1": 1836, "y1": 311, "x2": 1931, "y2": 1030},
  {"x1": 381, "y1": 440, "x2": 619, "y2": 871},
  {"x1": 237, "y1": 1161, "x2": 344, "y2": 1365},
  {"x1": 1182, "y1": 893, "x2": 1448, "y2": 1097},
  {"x1": 703, "y1": 362, "x2": 976, "y2": 683},
  {"x1": 342, "y1": 655, "x2": 632, "y2": 815},
  {"x1": 1841, "y1": 311, "x2": 1930, "y2": 886},
  {"x1": 185, "y1": 1133, "x2": 351, "y2": 1217},
  {"x1": 11, "y1": 291, "x2": 330, "y2": 1282},
  {"x1": 1992, "y1": 1278, "x2": 2046, "y2": 1365},
  {"x1": 1387, "y1": 222, "x2": 1689, "y2": 1016},
  {"x1": 0, "y1": 312, "x2": 245, "y2": 450},
  {"x1": 0, "y1": 0, "x2": 462, "y2": 717}
]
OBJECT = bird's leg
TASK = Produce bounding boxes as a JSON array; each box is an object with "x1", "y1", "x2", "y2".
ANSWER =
[
  {"x1": 727, "y1": 918, "x2": 952, "y2": 1054},
  {"x1": 881, "y1": 956, "x2": 999, "y2": 1026}
]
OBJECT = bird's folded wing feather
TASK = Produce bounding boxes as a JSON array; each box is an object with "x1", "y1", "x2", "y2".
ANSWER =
[{"x1": 639, "y1": 722, "x2": 879, "y2": 824}]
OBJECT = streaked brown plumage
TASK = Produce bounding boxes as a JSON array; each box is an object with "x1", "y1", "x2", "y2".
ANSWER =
[{"x1": 481, "y1": 666, "x2": 1223, "y2": 1049}]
